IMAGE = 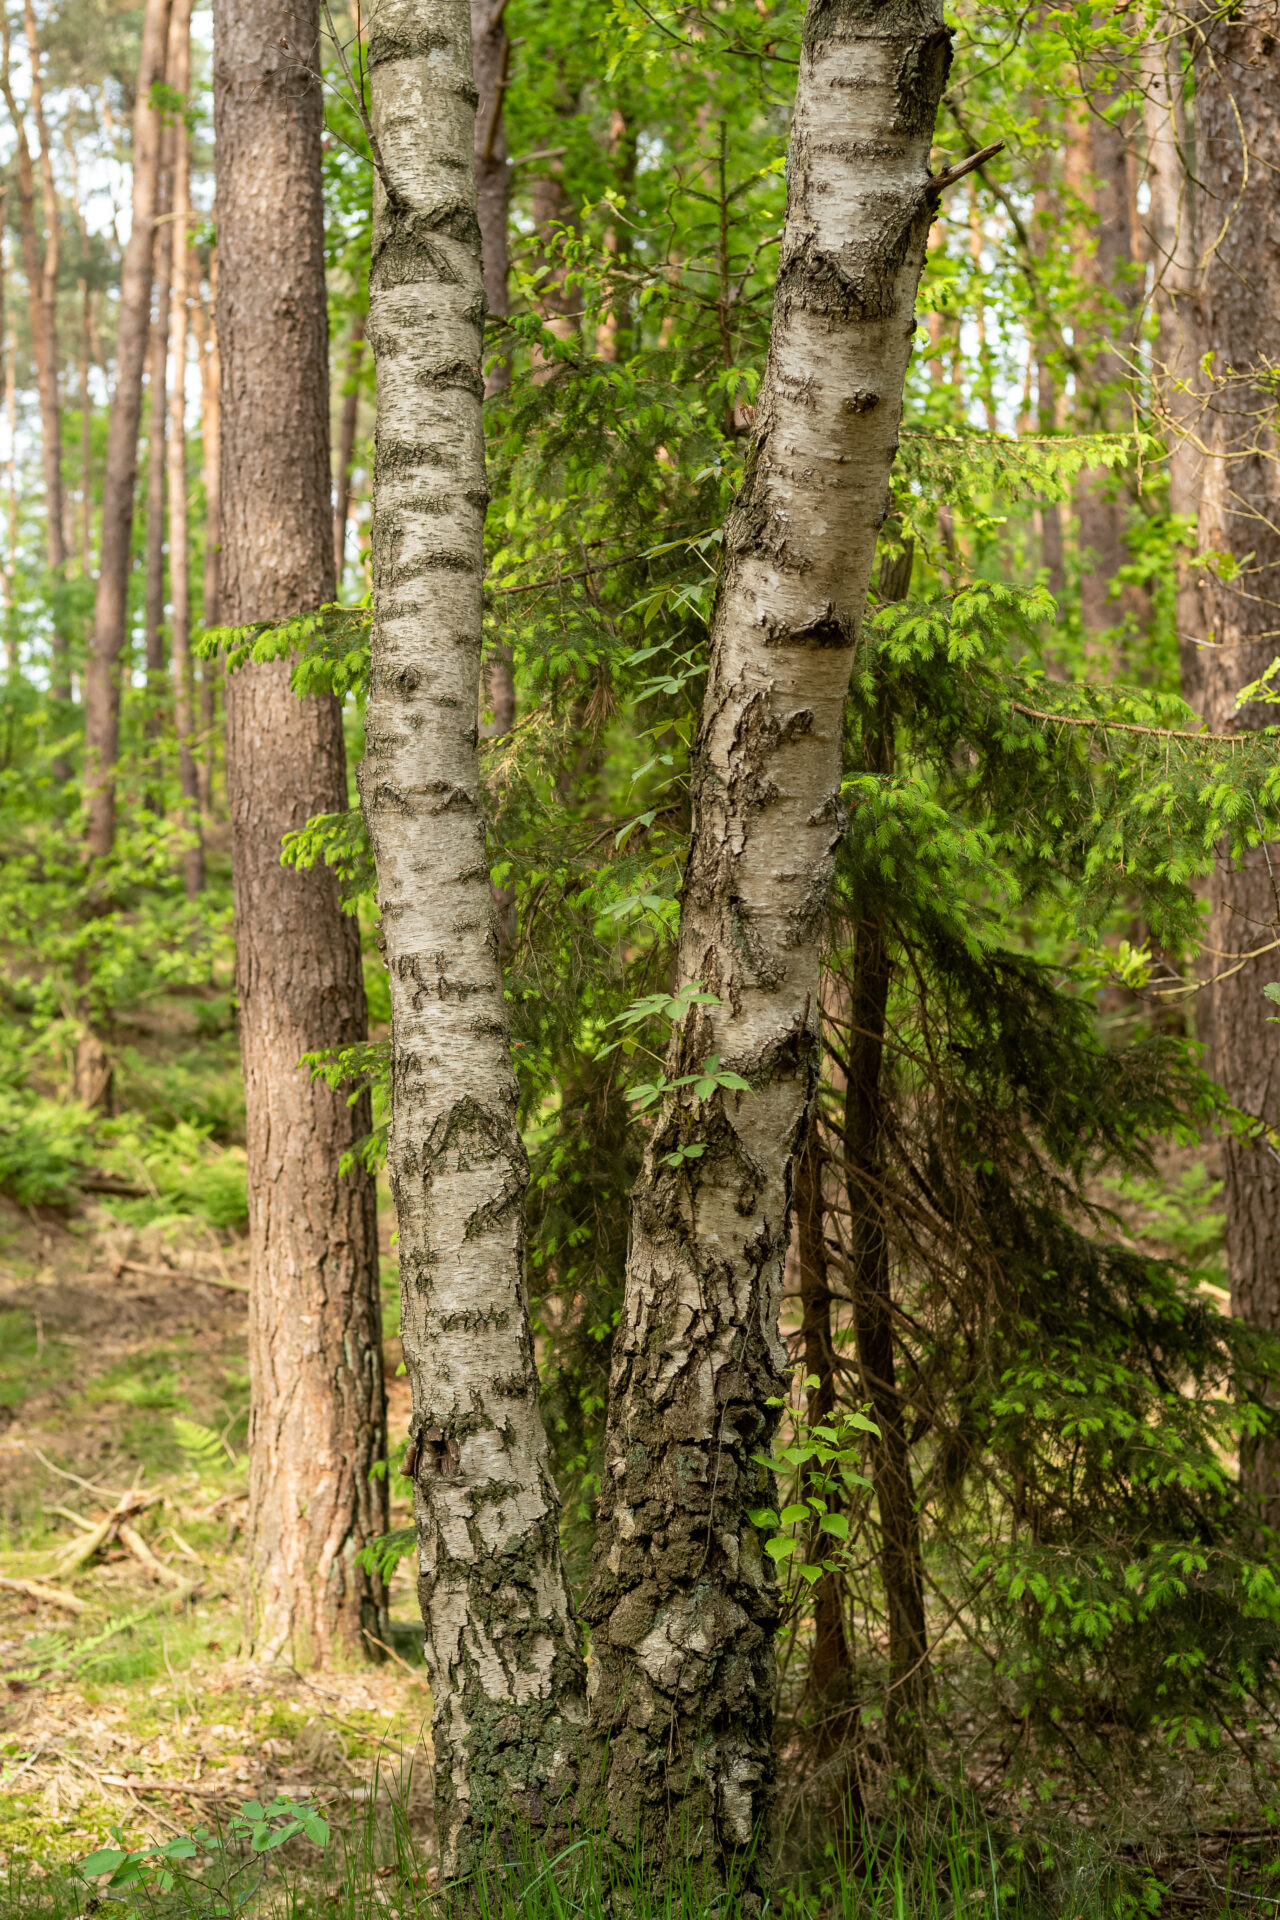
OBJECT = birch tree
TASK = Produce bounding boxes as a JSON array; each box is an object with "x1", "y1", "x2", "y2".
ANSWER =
[
  {"x1": 581, "y1": 0, "x2": 953, "y2": 1885},
  {"x1": 359, "y1": 0, "x2": 585, "y2": 1874}
]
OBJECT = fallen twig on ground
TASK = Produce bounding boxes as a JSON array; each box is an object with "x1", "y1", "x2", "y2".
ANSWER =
[{"x1": 0, "y1": 1575, "x2": 88, "y2": 1613}]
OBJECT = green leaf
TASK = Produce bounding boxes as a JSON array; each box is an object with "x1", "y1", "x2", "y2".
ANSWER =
[
  {"x1": 80, "y1": 1850, "x2": 129, "y2": 1878},
  {"x1": 765, "y1": 1536, "x2": 796, "y2": 1562},
  {"x1": 819, "y1": 1513, "x2": 849, "y2": 1540},
  {"x1": 746, "y1": 1507, "x2": 780, "y2": 1529},
  {"x1": 779, "y1": 1503, "x2": 809, "y2": 1526}
]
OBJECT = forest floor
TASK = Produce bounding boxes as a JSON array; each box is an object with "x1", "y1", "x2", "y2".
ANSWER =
[
  {"x1": 0, "y1": 982, "x2": 1274, "y2": 1915},
  {"x1": 0, "y1": 1186, "x2": 435, "y2": 1899}
]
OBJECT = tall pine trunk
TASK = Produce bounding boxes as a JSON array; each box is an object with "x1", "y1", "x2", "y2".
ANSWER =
[
  {"x1": 1192, "y1": 11, "x2": 1280, "y2": 1531},
  {"x1": 215, "y1": 0, "x2": 389, "y2": 1662},
  {"x1": 84, "y1": 0, "x2": 171, "y2": 858},
  {"x1": 193, "y1": 261, "x2": 221, "y2": 814},
  {"x1": 144, "y1": 113, "x2": 175, "y2": 725},
  {"x1": 582, "y1": 1, "x2": 950, "y2": 1888},
  {"x1": 0, "y1": 15, "x2": 67, "y2": 707},
  {"x1": 20, "y1": 0, "x2": 66, "y2": 586},
  {"x1": 359, "y1": 0, "x2": 585, "y2": 1874},
  {"x1": 1141, "y1": 17, "x2": 1202, "y2": 706},
  {"x1": 166, "y1": 0, "x2": 204, "y2": 896}
]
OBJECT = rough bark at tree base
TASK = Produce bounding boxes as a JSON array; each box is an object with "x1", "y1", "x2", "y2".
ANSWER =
[
  {"x1": 582, "y1": 0, "x2": 950, "y2": 1893},
  {"x1": 359, "y1": 0, "x2": 585, "y2": 1874}
]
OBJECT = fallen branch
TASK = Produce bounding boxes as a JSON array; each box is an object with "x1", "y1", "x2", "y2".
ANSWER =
[
  {"x1": 117, "y1": 1522, "x2": 192, "y2": 1592},
  {"x1": 110, "y1": 1259, "x2": 249, "y2": 1295},
  {"x1": 100, "y1": 1773, "x2": 223, "y2": 1797},
  {"x1": 49, "y1": 1490, "x2": 157, "y2": 1580},
  {"x1": 0, "y1": 1576, "x2": 88, "y2": 1614}
]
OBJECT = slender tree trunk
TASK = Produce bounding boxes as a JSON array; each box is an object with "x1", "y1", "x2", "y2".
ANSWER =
[
  {"x1": 1191, "y1": 9, "x2": 1280, "y2": 1532},
  {"x1": 359, "y1": 0, "x2": 586, "y2": 1870},
  {"x1": 471, "y1": 0, "x2": 510, "y2": 398},
  {"x1": 470, "y1": 0, "x2": 516, "y2": 770},
  {"x1": 795, "y1": 1127, "x2": 860, "y2": 1799},
  {"x1": 3, "y1": 268, "x2": 16, "y2": 672},
  {"x1": 165, "y1": 0, "x2": 203, "y2": 896},
  {"x1": 19, "y1": 0, "x2": 66, "y2": 586},
  {"x1": 0, "y1": 17, "x2": 68, "y2": 709},
  {"x1": 0, "y1": 224, "x2": 14, "y2": 674},
  {"x1": 78, "y1": 282, "x2": 93, "y2": 573},
  {"x1": 145, "y1": 117, "x2": 175, "y2": 719},
  {"x1": 582, "y1": 3, "x2": 950, "y2": 1888},
  {"x1": 1068, "y1": 98, "x2": 1143, "y2": 660},
  {"x1": 84, "y1": 0, "x2": 171, "y2": 859},
  {"x1": 1141, "y1": 19, "x2": 1203, "y2": 708},
  {"x1": 332, "y1": 309, "x2": 364, "y2": 581},
  {"x1": 215, "y1": 0, "x2": 389, "y2": 1662},
  {"x1": 842, "y1": 908, "x2": 928, "y2": 1783},
  {"x1": 193, "y1": 267, "x2": 220, "y2": 815}
]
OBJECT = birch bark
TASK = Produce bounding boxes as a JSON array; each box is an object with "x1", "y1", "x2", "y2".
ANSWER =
[
  {"x1": 358, "y1": 0, "x2": 585, "y2": 1874},
  {"x1": 582, "y1": 0, "x2": 950, "y2": 1886},
  {"x1": 84, "y1": 0, "x2": 171, "y2": 858}
]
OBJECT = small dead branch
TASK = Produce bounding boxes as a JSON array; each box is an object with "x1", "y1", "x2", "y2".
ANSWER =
[
  {"x1": 117, "y1": 1522, "x2": 192, "y2": 1592},
  {"x1": 49, "y1": 1489, "x2": 158, "y2": 1580},
  {"x1": 0, "y1": 1576, "x2": 88, "y2": 1614},
  {"x1": 109, "y1": 1258, "x2": 249, "y2": 1295}
]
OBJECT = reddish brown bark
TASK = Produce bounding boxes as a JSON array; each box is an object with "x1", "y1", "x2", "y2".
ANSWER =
[
  {"x1": 1192, "y1": 10, "x2": 1280, "y2": 1532},
  {"x1": 215, "y1": 0, "x2": 388, "y2": 1659}
]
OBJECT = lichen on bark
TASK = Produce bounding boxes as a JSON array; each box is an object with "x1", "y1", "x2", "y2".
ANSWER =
[
  {"x1": 358, "y1": 0, "x2": 585, "y2": 1877},
  {"x1": 582, "y1": 0, "x2": 950, "y2": 1893}
]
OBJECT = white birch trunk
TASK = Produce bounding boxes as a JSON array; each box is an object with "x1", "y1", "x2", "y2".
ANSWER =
[
  {"x1": 582, "y1": 0, "x2": 951, "y2": 1889},
  {"x1": 358, "y1": 0, "x2": 585, "y2": 1877}
]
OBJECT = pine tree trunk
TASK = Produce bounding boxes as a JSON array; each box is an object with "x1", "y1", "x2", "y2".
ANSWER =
[
  {"x1": 84, "y1": 0, "x2": 171, "y2": 859},
  {"x1": 215, "y1": 0, "x2": 389, "y2": 1662},
  {"x1": 1068, "y1": 98, "x2": 1142, "y2": 661},
  {"x1": 19, "y1": 0, "x2": 66, "y2": 587},
  {"x1": 582, "y1": 3, "x2": 950, "y2": 1888},
  {"x1": 166, "y1": 0, "x2": 204, "y2": 897},
  {"x1": 1191, "y1": 10, "x2": 1280, "y2": 1532},
  {"x1": 841, "y1": 909, "x2": 928, "y2": 1781},
  {"x1": 359, "y1": 0, "x2": 586, "y2": 1873},
  {"x1": 795, "y1": 1127, "x2": 860, "y2": 1798},
  {"x1": 1141, "y1": 18, "x2": 1203, "y2": 706},
  {"x1": 194, "y1": 262, "x2": 221, "y2": 815},
  {"x1": 0, "y1": 16, "x2": 67, "y2": 709},
  {"x1": 145, "y1": 121, "x2": 175, "y2": 726}
]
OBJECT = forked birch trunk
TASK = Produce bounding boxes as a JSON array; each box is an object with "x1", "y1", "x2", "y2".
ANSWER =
[
  {"x1": 582, "y1": 0, "x2": 950, "y2": 1887},
  {"x1": 359, "y1": 0, "x2": 585, "y2": 1874}
]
